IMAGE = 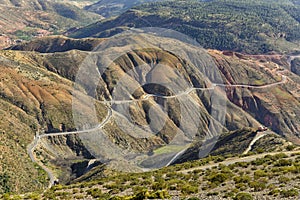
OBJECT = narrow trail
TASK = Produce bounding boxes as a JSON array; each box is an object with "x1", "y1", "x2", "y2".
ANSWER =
[
  {"x1": 27, "y1": 67, "x2": 288, "y2": 189},
  {"x1": 102, "y1": 72, "x2": 287, "y2": 104},
  {"x1": 27, "y1": 107, "x2": 112, "y2": 189},
  {"x1": 27, "y1": 135, "x2": 55, "y2": 189},
  {"x1": 243, "y1": 131, "x2": 269, "y2": 155},
  {"x1": 165, "y1": 148, "x2": 187, "y2": 167}
]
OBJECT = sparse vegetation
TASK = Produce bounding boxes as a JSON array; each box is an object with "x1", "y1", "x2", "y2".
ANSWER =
[
  {"x1": 18, "y1": 152, "x2": 298, "y2": 199},
  {"x1": 1, "y1": 4, "x2": 300, "y2": 198}
]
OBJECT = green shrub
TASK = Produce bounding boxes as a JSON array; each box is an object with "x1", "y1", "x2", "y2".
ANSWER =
[
  {"x1": 234, "y1": 175, "x2": 251, "y2": 184},
  {"x1": 72, "y1": 188, "x2": 80, "y2": 194},
  {"x1": 251, "y1": 157, "x2": 271, "y2": 166},
  {"x1": 130, "y1": 189, "x2": 169, "y2": 200},
  {"x1": 278, "y1": 176, "x2": 290, "y2": 184},
  {"x1": 235, "y1": 183, "x2": 247, "y2": 191},
  {"x1": 181, "y1": 184, "x2": 199, "y2": 195},
  {"x1": 74, "y1": 194, "x2": 85, "y2": 199},
  {"x1": 2, "y1": 194, "x2": 10, "y2": 200},
  {"x1": 86, "y1": 188, "x2": 102, "y2": 198},
  {"x1": 280, "y1": 189, "x2": 299, "y2": 197},
  {"x1": 255, "y1": 148, "x2": 264, "y2": 154},
  {"x1": 236, "y1": 162, "x2": 249, "y2": 168},
  {"x1": 152, "y1": 181, "x2": 167, "y2": 190},
  {"x1": 150, "y1": 190, "x2": 170, "y2": 199},
  {"x1": 234, "y1": 192, "x2": 253, "y2": 200},
  {"x1": 214, "y1": 156, "x2": 225, "y2": 163},
  {"x1": 209, "y1": 173, "x2": 228, "y2": 185},
  {"x1": 254, "y1": 170, "x2": 267, "y2": 179},
  {"x1": 273, "y1": 153, "x2": 288, "y2": 160},
  {"x1": 268, "y1": 189, "x2": 280, "y2": 196},
  {"x1": 249, "y1": 181, "x2": 266, "y2": 192},
  {"x1": 286, "y1": 145, "x2": 296, "y2": 151},
  {"x1": 274, "y1": 159, "x2": 293, "y2": 167}
]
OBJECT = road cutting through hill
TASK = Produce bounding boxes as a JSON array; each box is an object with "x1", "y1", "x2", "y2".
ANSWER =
[{"x1": 243, "y1": 131, "x2": 270, "y2": 155}]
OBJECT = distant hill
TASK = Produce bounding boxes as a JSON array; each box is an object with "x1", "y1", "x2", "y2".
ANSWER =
[
  {"x1": 84, "y1": 0, "x2": 163, "y2": 18},
  {"x1": 0, "y1": 0, "x2": 102, "y2": 48},
  {"x1": 71, "y1": 0, "x2": 300, "y2": 54},
  {"x1": 8, "y1": 36, "x2": 104, "y2": 53}
]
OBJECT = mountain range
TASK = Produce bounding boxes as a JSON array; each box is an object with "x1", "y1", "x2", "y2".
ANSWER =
[{"x1": 0, "y1": 0, "x2": 300, "y2": 199}]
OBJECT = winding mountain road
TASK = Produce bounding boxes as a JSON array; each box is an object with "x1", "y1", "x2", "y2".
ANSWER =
[
  {"x1": 27, "y1": 68, "x2": 288, "y2": 189},
  {"x1": 287, "y1": 54, "x2": 300, "y2": 68},
  {"x1": 27, "y1": 107, "x2": 112, "y2": 188},
  {"x1": 216, "y1": 75, "x2": 287, "y2": 89},
  {"x1": 102, "y1": 73, "x2": 287, "y2": 104},
  {"x1": 243, "y1": 131, "x2": 269, "y2": 155}
]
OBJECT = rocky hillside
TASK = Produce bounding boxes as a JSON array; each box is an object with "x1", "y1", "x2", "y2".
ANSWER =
[
  {"x1": 0, "y1": 32, "x2": 300, "y2": 194},
  {"x1": 70, "y1": 0, "x2": 300, "y2": 54},
  {"x1": 0, "y1": 50, "x2": 107, "y2": 194}
]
